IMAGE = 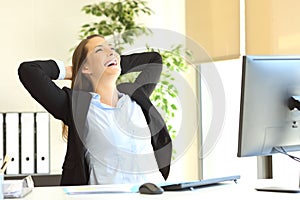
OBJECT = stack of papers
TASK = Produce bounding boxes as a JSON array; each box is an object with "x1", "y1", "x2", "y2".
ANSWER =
[
  {"x1": 63, "y1": 184, "x2": 139, "y2": 195},
  {"x1": 3, "y1": 176, "x2": 34, "y2": 198}
]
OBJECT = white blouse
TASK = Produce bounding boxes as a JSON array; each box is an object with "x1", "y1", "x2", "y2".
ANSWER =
[{"x1": 84, "y1": 92, "x2": 164, "y2": 185}]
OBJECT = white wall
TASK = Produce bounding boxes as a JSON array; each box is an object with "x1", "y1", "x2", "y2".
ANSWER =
[
  {"x1": 145, "y1": 0, "x2": 185, "y2": 34},
  {"x1": 0, "y1": 0, "x2": 199, "y2": 180},
  {"x1": 200, "y1": 59, "x2": 257, "y2": 181}
]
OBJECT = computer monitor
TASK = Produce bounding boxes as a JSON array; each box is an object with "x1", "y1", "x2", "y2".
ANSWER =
[
  {"x1": 238, "y1": 55, "x2": 300, "y2": 157},
  {"x1": 237, "y1": 55, "x2": 300, "y2": 192}
]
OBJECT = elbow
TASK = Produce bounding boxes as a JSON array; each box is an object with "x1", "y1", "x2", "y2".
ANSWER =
[
  {"x1": 151, "y1": 52, "x2": 163, "y2": 65},
  {"x1": 18, "y1": 61, "x2": 33, "y2": 75},
  {"x1": 150, "y1": 52, "x2": 163, "y2": 74},
  {"x1": 18, "y1": 61, "x2": 37, "y2": 84},
  {"x1": 18, "y1": 62, "x2": 29, "y2": 81}
]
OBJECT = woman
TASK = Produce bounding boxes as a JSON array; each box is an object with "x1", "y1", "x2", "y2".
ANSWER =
[{"x1": 18, "y1": 34, "x2": 172, "y2": 186}]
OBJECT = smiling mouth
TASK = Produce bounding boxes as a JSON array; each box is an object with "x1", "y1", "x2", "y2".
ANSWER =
[{"x1": 104, "y1": 59, "x2": 118, "y2": 68}]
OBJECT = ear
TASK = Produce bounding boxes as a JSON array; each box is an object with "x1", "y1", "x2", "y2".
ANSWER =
[{"x1": 81, "y1": 64, "x2": 92, "y2": 75}]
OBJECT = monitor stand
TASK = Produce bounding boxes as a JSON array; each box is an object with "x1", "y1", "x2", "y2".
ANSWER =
[
  {"x1": 255, "y1": 186, "x2": 300, "y2": 193},
  {"x1": 255, "y1": 173, "x2": 300, "y2": 193},
  {"x1": 255, "y1": 152, "x2": 300, "y2": 193}
]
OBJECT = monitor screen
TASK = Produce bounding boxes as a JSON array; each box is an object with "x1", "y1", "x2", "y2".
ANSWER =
[{"x1": 238, "y1": 55, "x2": 300, "y2": 157}]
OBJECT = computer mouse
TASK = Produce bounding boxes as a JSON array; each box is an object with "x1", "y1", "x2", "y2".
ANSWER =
[{"x1": 138, "y1": 182, "x2": 164, "y2": 195}]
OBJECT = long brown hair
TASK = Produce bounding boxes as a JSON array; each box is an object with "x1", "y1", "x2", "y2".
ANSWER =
[{"x1": 62, "y1": 34, "x2": 104, "y2": 140}]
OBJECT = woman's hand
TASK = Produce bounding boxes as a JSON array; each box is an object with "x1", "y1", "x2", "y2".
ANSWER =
[{"x1": 65, "y1": 66, "x2": 73, "y2": 80}]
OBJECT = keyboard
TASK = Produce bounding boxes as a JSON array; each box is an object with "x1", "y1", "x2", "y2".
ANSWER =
[{"x1": 160, "y1": 175, "x2": 240, "y2": 191}]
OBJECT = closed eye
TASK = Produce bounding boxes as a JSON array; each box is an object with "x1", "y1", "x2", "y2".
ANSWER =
[
  {"x1": 95, "y1": 48, "x2": 103, "y2": 53},
  {"x1": 108, "y1": 43, "x2": 116, "y2": 51}
]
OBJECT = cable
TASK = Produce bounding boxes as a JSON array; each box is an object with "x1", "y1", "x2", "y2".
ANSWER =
[{"x1": 273, "y1": 147, "x2": 300, "y2": 162}]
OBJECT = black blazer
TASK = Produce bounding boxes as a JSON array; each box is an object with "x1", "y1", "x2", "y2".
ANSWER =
[{"x1": 18, "y1": 52, "x2": 172, "y2": 186}]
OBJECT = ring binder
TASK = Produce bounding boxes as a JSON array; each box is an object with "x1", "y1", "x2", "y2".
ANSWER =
[
  {"x1": 5, "y1": 113, "x2": 19, "y2": 175},
  {"x1": 35, "y1": 113, "x2": 50, "y2": 174},
  {"x1": 21, "y1": 113, "x2": 34, "y2": 174}
]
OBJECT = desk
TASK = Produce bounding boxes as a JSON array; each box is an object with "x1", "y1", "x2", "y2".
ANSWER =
[{"x1": 18, "y1": 180, "x2": 299, "y2": 200}]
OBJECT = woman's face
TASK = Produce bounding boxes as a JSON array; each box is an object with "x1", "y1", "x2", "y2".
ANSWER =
[{"x1": 83, "y1": 36, "x2": 121, "y2": 82}]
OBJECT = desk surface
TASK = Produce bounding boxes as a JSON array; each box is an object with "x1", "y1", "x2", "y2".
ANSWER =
[{"x1": 18, "y1": 180, "x2": 299, "y2": 200}]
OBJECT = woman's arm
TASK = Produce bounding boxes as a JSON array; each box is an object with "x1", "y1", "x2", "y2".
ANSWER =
[
  {"x1": 119, "y1": 52, "x2": 162, "y2": 97},
  {"x1": 18, "y1": 60, "x2": 70, "y2": 123}
]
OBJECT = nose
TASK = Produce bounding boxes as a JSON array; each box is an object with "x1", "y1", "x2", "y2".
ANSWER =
[
  {"x1": 108, "y1": 51, "x2": 114, "y2": 57},
  {"x1": 105, "y1": 48, "x2": 114, "y2": 57}
]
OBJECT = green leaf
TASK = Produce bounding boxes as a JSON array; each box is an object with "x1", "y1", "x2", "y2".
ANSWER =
[{"x1": 171, "y1": 104, "x2": 177, "y2": 110}]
